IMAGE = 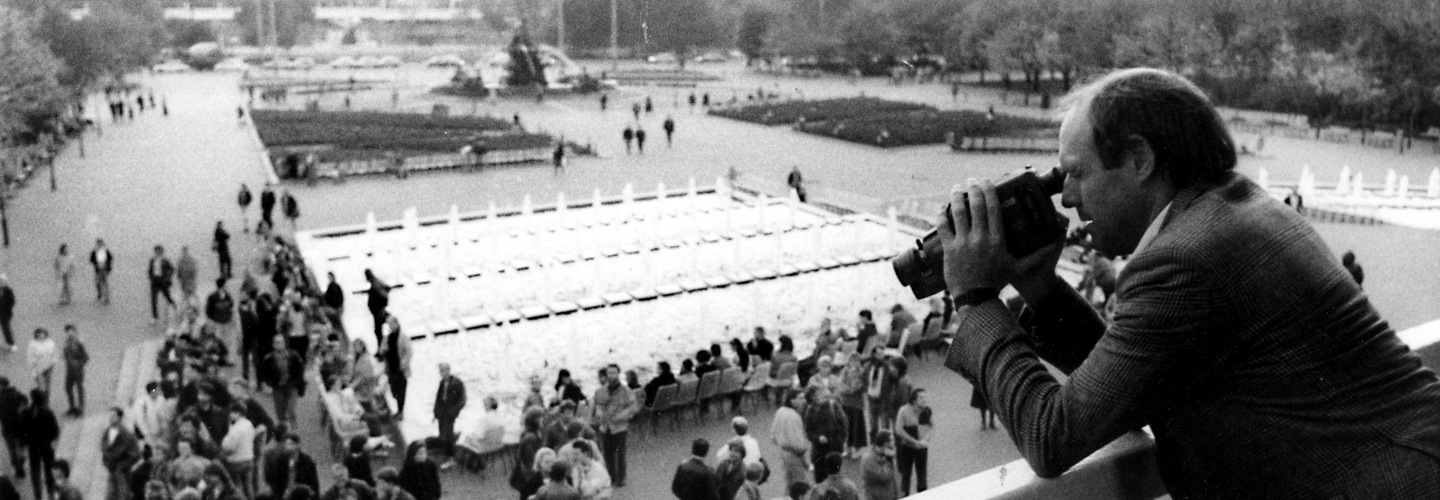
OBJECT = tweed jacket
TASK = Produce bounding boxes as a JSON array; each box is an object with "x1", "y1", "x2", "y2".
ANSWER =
[{"x1": 947, "y1": 172, "x2": 1440, "y2": 499}]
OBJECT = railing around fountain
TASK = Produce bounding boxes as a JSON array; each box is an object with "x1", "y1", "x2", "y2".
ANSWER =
[{"x1": 913, "y1": 319, "x2": 1440, "y2": 500}]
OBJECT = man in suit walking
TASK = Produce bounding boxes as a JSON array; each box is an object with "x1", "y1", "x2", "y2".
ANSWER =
[
  {"x1": 260, "y1": 184, "x2": 277, "y2": 231},
  {"x1": 147, "y1": 245, "x2": 176, "y2": 322},
  {"x1": 262, "y1": 433, "x2": 319, "y2": 497},
  {"x1": 378, "y1": 316, "x2": 411, "y2": 417},
  {"x1": 940, "y1": 68, "x2": 1440, "y2": 498},
  {"x1": 101, "y1": 407, "x2": 140, "y2": 500},
  {"x1": 671, "y1": 439, "x2": 719, "y2": 500},
  {"x1": 433, "y1": 363, "x2": 466, "y2": 470},
  {"x1": 90, "y1": 239, "x2": 114, "y2": 304},
  {"x1": 0, "y1": 275, "x2": 14, "y2": 350}
]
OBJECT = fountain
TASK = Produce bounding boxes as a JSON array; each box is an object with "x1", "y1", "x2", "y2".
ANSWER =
[
  {"x1": 365, "y1": 212, "x2": 378, "y2": 256},
  {"x1": 1398, "y1": 176, "x2": 1410, "y2": 200},
  {"x1": 522, "y1": 194, "x2": 533, "y2": 217},
  {"x1": 688, "y1": 177, "x2": 699, "y2": 212},
  {"x1": 1431, "y1": 169, "x2": 1440, "y2": 198},
  {"x1": 1298, "y1": 165, "x2": 1315, "y2": 198},
  {"x1": 1337, "y1": 166, "x2": 1352, "y2": 196},
  {"x1": 1257, "y1": 167, "x2": 1269, "y2": 191},
  {"x1": 1385, "y1": 169, "x2": 1397, "y2": 197},
  {"x1": 1352, "y1": 172, "x2": 1366, "y2": 198}
]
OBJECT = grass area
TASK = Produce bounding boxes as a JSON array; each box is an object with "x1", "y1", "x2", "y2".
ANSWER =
[
  {"x1": 708, "y1": 97, "x2": 933, "y2": 126},
  {"x1": 795, "y1": 109, "x2": 1058, "y2": 148}
]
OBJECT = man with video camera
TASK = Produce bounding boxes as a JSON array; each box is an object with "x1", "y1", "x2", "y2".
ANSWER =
[{"x1": 938, "y1": 68, "x2": 1440, "y2": 498}]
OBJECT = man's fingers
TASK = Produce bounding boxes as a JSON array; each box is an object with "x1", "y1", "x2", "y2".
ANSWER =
[
  {"x1": 982, "y1": 181, "x2": 1004, "y2": 243},
  {"x1": 967, "y1": 184, "x2": 986, "y2": 236},
  {"x1": 949, "y1": 185, "x2": 970, "y2": 236}
]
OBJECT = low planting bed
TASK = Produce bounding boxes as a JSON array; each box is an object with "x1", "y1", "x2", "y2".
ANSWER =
[
  {"x1": 708, "y1": 97, "x2": 932, "y2": 126},
  {"x1": 252, "y1": 110, "x2": 556, "y2": 180},
  {"x1": 794, "y1": 109, "x2": 1056, "y2": 148}
]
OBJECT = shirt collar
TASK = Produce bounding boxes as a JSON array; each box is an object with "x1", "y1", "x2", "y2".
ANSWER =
[{"x1": 1132, "y1": 201, "x2": 1174, "y2": 257}]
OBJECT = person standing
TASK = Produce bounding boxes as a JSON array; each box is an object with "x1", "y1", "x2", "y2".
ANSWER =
[
  {"x1": 101, "y1": 407, "x2": 141, "y2": 500},
  {"x1": 861, "y1": 431, "x2": 900, "y2": 500},
  {"x1": 61, "y1": 325, "x2": 89, "y2": 417},
  {"x1": 635, "y1": 127, "x2": 647, "y2": 154},
  {"x1": 323, "y1": 272, "x2": 344, "y2": 314},
  {"x1": 214, "y1": 221, "x2": 233, "y2": 279},
  {"x1": 54, "y1": 244, "x2": 75, "y2": 305},
  {"x1": 746, "y1": 327, "x2": 773, "y2": 363},
  {"x1": 1342, "y1": 250, "x2": 1365, "y2": 288},
  {"x1": 29, "y1": 328, "x2": 58, "y2": 395},
  {"x1": 378, "y1": 316, "x2": 411, "y2": 417},
  {"x1": 365, "y1": 269, "x2": 389, "y2": 347},
  {"x1": 769, "y1": 388, "x2": 809, "y2": 489},
  {"x1": 282, "y1": 191, "x2": 300, "y2": 231},
  {"x1": 0, "y1": 275, "x2": 13, "y2": 350},
  {"x1": 259, "y1": 184, "x2": 277, "y2": 236},
  {"x1": 855, "y1": 310, "x2": 877, "y2": 355},
  {"x1": 261, "y1": 335, "x2": 304, "y2": 425},
  {"x1": 0, "y1": 378, "x2": 28, "y2": 480},
  {"x1": 644, "y1": 96, "x2": 654, "y2": 114},
  {"x1": 670, "y1": 439, "x2": 718, "y2": 500},
  {"x1": 177, "y1": 246, "x2": 200, "y2": 306},
  {"x1": 238, "y1": 184, "x2": 253, "y2": 233},
  {"x1": 599, "y1": 94, "x2": 608, "y2": 112},
  {"x1": 148, "y1": 245, "x2": 176, "y2": 322},
  {"x1": 433, "y1": 363, "x2": 466, "y2": 469},
  {"x1": 802, "y1": 386, "x2": 848, "y2": 483},
  {"x1": 631, "y1": 102, "x2": 641, "y2": 121},
  {"x1": 838, "y1": 355, "x2": 868, "y2": 458},
  {"x1": 622, "y1": 127, "x2": 634, "y2": 154},
  {"x1": 786, "y1": 166, "x2": 806, "y2": 203},
  {"x1": 893, "y1": 388, "x2": 931, "y2": 495},
  {"x1": 263, "y1": 433, "x2": 319, "y2": 498},
  {"x1": 20, "y1": 389, "x2": 59, "y2": 500},
  {"x1": 238, "y1": 294, "x2": 260, "y2": 381},
  {"x1": 663, "y1": 117, "x2": 675, "y2": 147},
  {"x1": 398, "y1": 442, "x2": 441, "y2": 500},
  {"x1": 713, "y1": 441, "x2": 747, "y2": 500},
  {"x1": 593, "y1": 364, "x2": 637, "y2": 487},
  {"x1": 90, "y1": 239, "x2": 114, "y2": 305}
]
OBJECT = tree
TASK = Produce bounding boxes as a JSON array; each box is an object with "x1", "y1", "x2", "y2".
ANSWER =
[
  {"x1": 0, "y1": 6, "x2": 66, "y2": 146},
  {"x1": 640, "y1": 0, "x2": 728, "y2": 63},
  {"x1": 737, "y1": 5, "x2": 774, "y2": 64},
  {"x1": 167, "y1": 20, "x2": 216, "y2": 49},
  {"x1": 236, "y1": 0, "x2": 315, "y2": 48}
]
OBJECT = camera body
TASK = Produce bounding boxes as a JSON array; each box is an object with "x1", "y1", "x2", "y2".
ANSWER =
[{"x1": 892, "y1": 166, "x2": 1067, "y2": 299}]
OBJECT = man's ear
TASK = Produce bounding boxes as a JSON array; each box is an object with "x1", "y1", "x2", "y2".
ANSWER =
[{"x1": 1123, "y1": 135, "x2": 1158, "y2": 183}]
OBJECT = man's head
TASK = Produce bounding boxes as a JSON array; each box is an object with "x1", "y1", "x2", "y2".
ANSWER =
[
  {"x1": 176, "y1": 439, "x2": 195, "y2": 458},
  {"x1": 859, "y1": 310, "x2": 872, "y2": 321},
  {"x1": 273, "y1": 335, "x2": 287, "y2": 351},
  {"x1": 229, "y1": 403, "x2": 246, "y2": 423},
  {"x1": 726, "y1": 439, "x2": 746, "y2": 461},
  {"x1": 146, "y1": 381, "x2": 161, "y2": 399},
  {"x1": 52, "y1": 459, "x2": 72, "y2": 484},
  {"x1": 745, "y1": 461, "x2": 765, "y2": 483},
  {"x1": 154, "y1": 245, "x2": 164, "y2": 256},
  {"x1": 484, "y1": 395, "x2": 499, "y2": 411},
  {"x1": 753, "y1": 326, "x2": 765, "y2": 341},
  {"x1": 64, "y1": 323, "x2": 77, "y2": 337},
  {"x1": 1057, "y1": 68, "x2": 1236, "y2": 257},
  {"x1": 691, "y1": 438, "x2": 710, "y2": 458},
  {"x1": 1342, "y1": 251, "x2": 1356, "y2": 266},
  {"x1": 439, "y1": 363, "x2": 451, "y2": 378},
  {"x1": 110, "y1": 407, "x2": 124, "y2": 426},
  {"x1": 606, "y1": 364, "x2": 621, "y2": 386},
  {"x1": 822, "y1": 451, "x2": 844, "y2": 476},
  {"x1": 96, "y1": 238, "x2": 105, "y2": 248},
  {"x1": 732, "y1": 416, "x2": 749, "y2": 436},
  {"x1": 283, "y1": 433, "x2": 302, "y2": 451},
  {"x1": 181, "y1": 246, "x2": 190, "y2": 256},
  {"x1": 547, "y1": 461, "x2": 571, "y2": 483}
]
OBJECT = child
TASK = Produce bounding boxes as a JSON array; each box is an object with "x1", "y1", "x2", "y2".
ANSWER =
[{"x1": 62, "y1": 324, "x2": 89, "y2": 417}]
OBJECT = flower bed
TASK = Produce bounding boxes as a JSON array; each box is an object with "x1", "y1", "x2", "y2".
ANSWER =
[
  {"x1": 795, "y1": 109, "x2": 1057, "y2": 148},
  {"x1": 708, "y1": 97, "x2": 933, "y2": 126}
]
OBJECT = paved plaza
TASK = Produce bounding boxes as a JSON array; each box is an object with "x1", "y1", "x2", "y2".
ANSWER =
[{"x1": 0, "y1": 62, "x2": 1436, "y2": 499}]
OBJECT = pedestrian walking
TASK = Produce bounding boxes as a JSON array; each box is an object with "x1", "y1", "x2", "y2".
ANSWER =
[
  {"x1": 365, "y1": 269, "x2": 389, "y2": 347},
  {"x1": 162, "y1": 99, "x2": 168, "y2": 117},
  {"x1": 688, "y1": 93, "x2": 697, "y2": 110},
  {"x1": 214, "y1": 221, "x2": 233, "y2": 279},
  {"x1": 635, "y1": 128, "x2": 646, "y2": 154},
  {"x1": 702, "y1": 93, "x2": 710, "y2": 106},
  {"x1": 663, "y1": 117, "x2": 675, "y2": 147},
  {"x1": 770, "y1": 388, "x2": 809, "y2": 489},
  {"x1": 238, "y1": 184, "x2": 253, "y2": 233},
  {"x1": 136, "y1": 96, "x2": 145, "y2": 112},
  {"x1": 593, "y1": 365, "x2": 637, "y2": 487},
  {"x1": 261, "y1": 335, "x2": 304, "y2": 425},
  {"x1": 622, "y1": 127, "x2": 634, "y2": 154},
  {"x1": 893, "y1": 388, "x2": 931, "y2": 495},
  {"x1": 644, "y1": 97, "x2": 653, "y2": 113},
  {"x1": 378, "y1": 316, "x2": 411, "y2": 418},
  {"x1": 177, "y1": 246, "x2": 200, "y2": 306},
  {"x1": 433, "y1": 363, "x2": 466, "y2": 469},
  {"x1": 631, "y1": 102, "x2": 641, "y2": 121},
  {"x1": 60, "y1": 325, "x2": 88, "y2": 417},
  {"x1": 19, "y1": 389, "x2": 59, "y2": 500},
  {"x1": 206, "y1": 278, "x2": 237, "y2": 348},
  {"x1": 552, "y1": 143, "x2": 565, "y2": 170},
  {"x1": 148, "y1": 245, "x2": 176, "y2": 322},
  {"x1": 90, "y1": 239, "x2": 114, "y2": 305},
  {"x1": 0, "y1": 378, "x2": 27, "y2": 480},
  {"x1": 0, "y1": 276, "x2": 13, "y2": 350},
  {"x1": 282, "y1": 191, "x2": 300, "y2": 231},
  {"x1": 1343, "y1": 251, "x2": 1365, "y2": 289},
  {"x1": 599, "y1": 94, "x2": 608, "y2": 111},
  {"x1": 54, "y1": 244, "x2": 75, "y2": 305},
  {"x1": 259, "y1": 183, "x2": 276, "y2": 230},
  {"x1": 29, "y1": 328, "x2": 58, "y2": 394}
]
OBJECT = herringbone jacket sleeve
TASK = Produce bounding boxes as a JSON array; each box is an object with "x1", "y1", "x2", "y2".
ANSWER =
[{"x1": 948, "y1": 244, "x2": 1222, "y2": 479}]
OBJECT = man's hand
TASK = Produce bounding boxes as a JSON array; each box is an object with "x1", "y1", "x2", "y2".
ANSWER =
[{"x1": 937, "y1": 180, "x2": 1066, "y2": 300}]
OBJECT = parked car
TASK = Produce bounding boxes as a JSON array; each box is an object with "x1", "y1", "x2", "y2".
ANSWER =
[
  {"x1": 425, "y1": 54, "x2": 465, "y2": 68},
  {"x1": 329, "y1": 56, "x2": 360, "y2": 68},
  {"x1": 377, "y1": 55, "x2": 403, "y2": 68},
  {"x1": 152, "y1": 60, "x2": 191, "y2": 73},
  {"x1": 214, "y1": 57, "x2": 250, "y2": 72}
]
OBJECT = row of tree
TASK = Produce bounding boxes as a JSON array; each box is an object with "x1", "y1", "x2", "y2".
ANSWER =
[
  {"x1": 1, "y1": 0, "x2": 165, "y2": 148},
  {"x1": 720, "y1": 0, "x2": 1440, "y2": 132}
]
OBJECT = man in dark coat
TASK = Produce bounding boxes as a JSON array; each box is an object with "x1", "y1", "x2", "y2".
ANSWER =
[
  {"x1": 433, "y1": 363, "x2": 466, "y2": 468},
  {"x1": 671, "y1": 439, "x2": 719, "y2": 500},
  {"x1": 0, "y1": 275, "x2": 13, "y2": 349},
  {"x1": 0, "y1": 378, "x2": 27, "y2": 478},
  {"x1": 260, "y1": 184, "x2": 277, "y2": 228},
  {"x1": 102, "y1": 407, "x2": 141, "y2": 500},
  {"x1": 622, "y1": 127, "x2": 634, "y2": 154},
  {"x1": 263, "y1": 433, "x2": 320, "y2": 497},
  {"x1": 261, "y1": 336, "x2": 305, "y2": 425},
  {"x1": 635, "y1": 128, "x2": 647, "y2": 154},
  {"x1": 213, "y1": 222, "x2": 232, "y2": 279},
  {"x1": 663, "y1": 117, "x2": 676, "y2": 146},
  {"x1": 238, "y1": 294, "x2": 260, "y2": 380},
  {"x1": 365, "y1": 269, "x2": 389, "y2": 347},
  {"x1": 746, "y1": 327, "x2": 774, "y2": 363},
  {"x1": 20, "y1": 389, "x2": 60, "y2": 500},
  {"x1": 323, "y1": 272, "x2": 344, "y2": 313},
  {"x1": 147, "y1": 245, "x2": 176, "y2": 321},
  {"x1": 89, "y1": 239, "x2": 114, "y2": 305}
]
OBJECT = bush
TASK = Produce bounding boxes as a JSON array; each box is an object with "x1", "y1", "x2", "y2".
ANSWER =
[
  {"x1": 709, "y1": 97, "x2": 933, "y2": 125},
  {"x1": 795, "y1": 110, "x2": 1056, "y2": 148},
  {"x1": 252, "y1": 110, "x2": 553, "y2": 162}
]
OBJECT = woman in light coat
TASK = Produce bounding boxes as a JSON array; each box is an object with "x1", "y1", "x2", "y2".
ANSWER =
[{"x1": 28, "y1": 327, "x2": 59, "y2": 393}]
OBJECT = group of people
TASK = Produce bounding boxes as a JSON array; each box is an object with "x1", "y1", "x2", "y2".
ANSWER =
[
  {"x1": 106, "y1": 88, "x2": 166, "y2": 123},
  {"x1": 237, "y1": 183, "x2": 301, "y2": 237}
]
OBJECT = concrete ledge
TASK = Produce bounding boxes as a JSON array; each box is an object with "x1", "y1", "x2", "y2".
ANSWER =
[{"x1": 918, "y1": 318, "x2": 1440, "y2": 500}]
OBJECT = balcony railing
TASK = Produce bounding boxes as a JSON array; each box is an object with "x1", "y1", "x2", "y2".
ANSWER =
[{"x1": 912, "y1": 318, "x2": 1440, "y2": 500}]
